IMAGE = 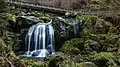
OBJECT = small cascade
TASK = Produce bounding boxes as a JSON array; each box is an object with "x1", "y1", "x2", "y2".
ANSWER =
[
  {"x1": 24, "y1": 20, "x2": 55, "y2": 57},
  {"x1": 25, "y1": 25, "x2": 36, "y2": 56},
  {"x1": 73, "y1": 19, "x2": 79, "y2": 37},
  {"x1": 74, "y1": 23, "x2": 78, "y2": 37},
  {"x1": 74, "y1": 20, "x2": 83, "y2": 37},
  {"x1": 48, "y1": 24, "x2": 55, "y2": 54}
]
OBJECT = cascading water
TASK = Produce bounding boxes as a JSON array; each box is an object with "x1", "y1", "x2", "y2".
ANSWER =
[
  {"x1": 25, "y1": 25, "x2": 35, "y2": 56},
  {"x1": 74, "y1": 20, "x2": 83, "y2": 37},
  {"x1": 48, "y1": 24, "x2": 55, "y2": 54},
  {"x1": 24, "y1": 20, "x2": 55, "y2": 58}
]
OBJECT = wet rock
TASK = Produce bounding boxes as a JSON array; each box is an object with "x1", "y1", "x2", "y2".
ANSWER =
[
  {"x1": 77, "y1": 62, "x2": 97, "y2": 67},
  {"x1": 48, "y1": 55, "x2": 64, "y2": 67},
  {"x1": 53, "y1": 17, "x2": 83, "y2": 51},
  {"x1": 17, "y1": 16, "x2": 38, "y2": 28},
  {"x1": 71, "y1": 54, "x2": 84, "y2": 63},
  {"x1": 21, "y1": 16, "x2": 39, "y2": 23}
]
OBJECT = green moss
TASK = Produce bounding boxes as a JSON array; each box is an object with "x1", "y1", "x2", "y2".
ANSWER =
[
  {"x1": 83, "y1": 16, "x2": 97, "y2": 28},
  {"x1": 47, "y1": 55, "x2": 76, "y2": 67},
  {"x1": 8, "y1": 13, "x2": 17, "y2": 23},
  {"x1": 54, "y1": 18, "x2": 61, "y2": 51},
  {"x1": 39, "y1": 16, "x2": 52, "y2": 23},
  {"x1": 0, "y1": 38, "x2": 7, "y2": 55},
  {"x1": 0, "y1": 38, "x2": 6, "y2": 47},
  {"x1": 61, "y1": 38, "x2": 85, "y2": 55},
  {"x1": 108, "y1": 27, "x2": 117, "y2": 34},
  {"x1": 1, "y1": 7, "x2": 120, "y2": 67},
  {"x1": 93, "y1": 52, "x2": 114, "y2": 60},
  {"x1": 84, "y1": 39, "x2": 100, "y2": 53},
  {"x1": 97, "y1": 17, "x2": 113, "y2": 27},
  {"x1": 0, "y1": 0, "x2": 8, "y2": 13},
  {"x1": 81, "y1": 16, "x2": 116, "y2": 38},
  {"x1": 106, "y1": 60, "x2": 118, "y2": 67},
  {"x1": 0, "y1": 38, "x2": 25, "y2": 67},
  {"x1": 22, "y1": 58, "x2": 47, "y2": 67},
  {"x1": 91, "y1": 52, "x2": 117, "y2": 67},
  {"x1": 68, "y1": 25, "x2": 74, "y2": 33},
  {"x1": 59, "y1": 59, "x2": 76, "y2": 67},
  {"x1": 0, "y1": 13, "x2": 10, "y2": 29},
  {"x1": 61, "y1": 33, "x2": 120, "y2": 55}
]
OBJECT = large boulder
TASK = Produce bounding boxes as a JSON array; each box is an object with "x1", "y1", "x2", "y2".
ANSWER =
[
  {"x1": 91, "y1": 52, "x2": 118, "y2": 67},
  {"x1": 53, "y1": 17, "x2": 82, "y2": 51},
  {"x1": 80, "y1": 16, "x2": 117, "y2": 36},
  {"x1": 60, "y1": 38, "x2": 84, "y2": 55}
]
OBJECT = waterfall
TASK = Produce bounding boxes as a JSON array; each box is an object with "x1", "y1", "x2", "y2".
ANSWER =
[
  {"x1": 24, "y1": 20, "x2": 55, "y2": 57},
  {"x1": 25, "y1": 25, "x2": 35, "y2": 56},
  {"x1": 74, "y1": 19, "x2": 79, "y2": 37},
  {"x1": 48, "y1": 24, "x2": 55, "y2": 54},
  {"x1": 74, "y1": 20, "x2": 83, "y2": 37}
]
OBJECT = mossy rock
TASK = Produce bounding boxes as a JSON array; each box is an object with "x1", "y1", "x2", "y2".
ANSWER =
[
  {"x1": 48, "y1": 55, "x2": 64, "y2": 67},
  {"x1": 105, "y1": 60, "x2": 118, "y2": 67},
  {"x1": 93, "y1": 52, "x2": 114, "y2": 61},
  {"x1": 59, "y1": 59, "x2": 76, "y2": 67},
  {"x1": 61, "y1": 38, "x2": 85, "y2": 55},
  {"x1": 84, "y1": 39, "x2": 100, "y2": 53},
  {"x1": 45, "y1": 52, "x2": 77, "y2": 67},
  {"x1": 61, "y1": 38, "x2": 101, "y2": 54},
  {"x1": 81, "y1": 16, "x2": 117, "y2": 37},
  {"x1": 92, "y1": 52, "x2": 115, "y2": 67},
  {"x1": 22, "y1": 58, "x2": 47, "y2": 67},
  {"x1": 77, "y1": 62, "x2": 97, "y2": 67},
  {"x1": 48, "y1": 57, "x2": 76, "y2": 67},
  {"x1": 83, "y1": 34, "x2": 120, "y2": 52},
  {"x1": 39, "y1": 16, "x2": 52, "y2": 23}
]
